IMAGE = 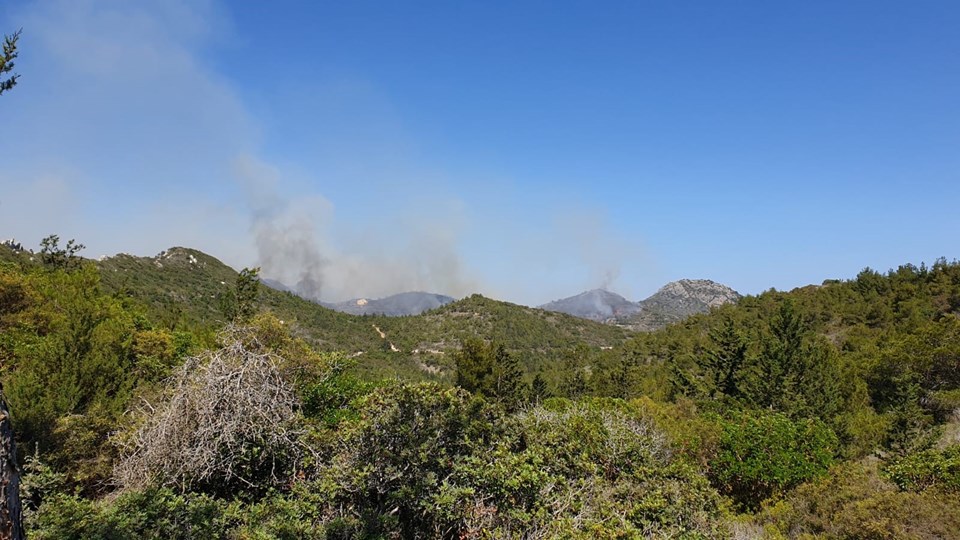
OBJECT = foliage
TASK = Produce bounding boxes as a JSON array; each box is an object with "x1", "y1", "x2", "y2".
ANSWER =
[
  {"x1": 26, "y1": 489, "x2": 228, "y2": 540},
  {"x1": 0, "y1": 28, "x2": 19, "y2": 95},
  {"x1": 454, "y1": 338, "x2": 527, "y2": 409},
  {"x1": 884, "y1": 444, "x2": 960, "y2": 493},
  {"x1": 710, "y1": 410, "x2": 838, "y2": 510},
  {"x1": 756, "y1": 460, "x2": 960, "y2": 539},
  {"x1": 39, "y1": 235, "x2": 86, "y2": 271},
  {"x1": 318, "y1": 383, "x2": 503, "y2": 538},
  {"x1": 318, "y1": 389, "x2": 728, "y2": 538},
  {"x1": 7, "y1": 242, "x2": 960, "y2": 536}
]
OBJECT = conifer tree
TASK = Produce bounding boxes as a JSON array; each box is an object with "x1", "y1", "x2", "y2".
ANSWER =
[
  {"x1": 703, "y1": 315, "x2": 748, "y2": 399},
  {"x1": 0, "y1": 29, "x2": 19, "y2": 96}
]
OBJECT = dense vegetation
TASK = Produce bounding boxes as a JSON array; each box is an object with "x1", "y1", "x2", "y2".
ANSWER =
[{"x1": 1, "y1": 238, "x2": 959, "y2": 538}]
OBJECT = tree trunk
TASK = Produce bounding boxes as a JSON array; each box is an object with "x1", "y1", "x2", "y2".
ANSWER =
[{"x1": 0, "y1": 384, "x2": 24, "y2": 540}]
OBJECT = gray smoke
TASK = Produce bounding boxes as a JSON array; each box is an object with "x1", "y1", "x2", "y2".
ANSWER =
[
  {"x1": 233, "y1": 154, "x2": 478, "y2": 302},
  {"x1": 563, "y1": 211, "x2": 626, "y2": 292},
  {"x1": 234, "y1": 155, "x2": 330, "y2": 301}
]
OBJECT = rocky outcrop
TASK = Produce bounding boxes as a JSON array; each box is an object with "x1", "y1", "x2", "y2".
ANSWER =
[{"x1": 619, "y1": 279, "x2": 742, "y2": 331}]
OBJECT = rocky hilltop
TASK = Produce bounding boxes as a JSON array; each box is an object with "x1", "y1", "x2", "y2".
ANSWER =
[
  {"x1": 619, "y1": 279, "x2": 742, "y2": 331},
  {"x1": 541, "y1": 279, "x2": 741, "y2": 331}
]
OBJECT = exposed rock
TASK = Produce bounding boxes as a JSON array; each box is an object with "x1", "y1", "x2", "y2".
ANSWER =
[
  {"x1": 541, "y1": 279, "x2": 741, "y2": 331},
  {"x1": 620, "y1": 279, "x2": 742, "y2": 331}
]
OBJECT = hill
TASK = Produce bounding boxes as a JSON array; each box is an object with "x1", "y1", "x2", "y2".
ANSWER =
[
  {"x1": 541, "y1": 279, "x2": 741, "y2": 331},
  {"x1": 31, "y1": 245, "x2": 632, "y2": 381},
  {"x1": 618, "y1": 279, "x2": 742, "y2": 331},
  {"x1": 322, "y1": 291, "x2": 455, "y2": 316},
  {"x1": 539, "y1": 289, "x2": 641, "y2": 322}
]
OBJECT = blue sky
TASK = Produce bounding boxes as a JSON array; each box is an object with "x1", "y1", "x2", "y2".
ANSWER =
[{"x1": 1, "y1": 1, "x2": 958, "y2": 305}]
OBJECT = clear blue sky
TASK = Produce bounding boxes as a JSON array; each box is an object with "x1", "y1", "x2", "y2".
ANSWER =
[{"x1": 2, "y1": 1, "x2": 958, "y2": 304}]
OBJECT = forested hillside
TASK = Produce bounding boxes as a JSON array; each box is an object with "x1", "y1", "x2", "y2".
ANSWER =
[{"x1": 1, "y1": 238, "x2": 959, "y2": 538}]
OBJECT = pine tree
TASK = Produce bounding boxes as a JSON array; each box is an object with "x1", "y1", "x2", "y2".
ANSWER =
[
  {"x1": 703, "y1": 316, "x2": 748, "y2": 399},
  {"x1": 493, "y1": 345, "x2": 526, "y2": 410},
  {"x1": 235, "y1": 267, "x2": 261, "y2": 321},
  {"x1": 455, "y1": 338, "x2": 495, "y2": 396},
  {"x1": 530, "y1": 373, "x2": 550, "y2": 403},
  {"x1": 0, "y1": 29, "x2": 19, "y2": 96}
]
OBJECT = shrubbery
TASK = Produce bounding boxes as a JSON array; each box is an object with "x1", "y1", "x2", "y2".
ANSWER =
[{"x1": 709, "y1": 410, "x2": 838, "y2": 510}]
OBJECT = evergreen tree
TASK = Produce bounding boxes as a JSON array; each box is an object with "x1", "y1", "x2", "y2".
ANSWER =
[
  {"x1": 530, "y1": 372, "x2": 550, "y2": 403},
  {"x1": 492, "y1": 344, "x2": 526, "y2": 410},
  {"x1": 743, "y1": 300, "x2": 842, "y2": 420},
  {"x1": 235, "y1": 267, "x2": 261, "y2": 321},
  {"x1": 455, "y1": 338, "x2": 494, "y2": 395},
  {"x1": 702, "y1": 315, "x2": 748, "y2": 399},
  {"x1": 39, "y1": 235, "x2": 85, "y2": 271},
  {"x1": 0, "y1": 29, "x2": 19, "y2": 96}
]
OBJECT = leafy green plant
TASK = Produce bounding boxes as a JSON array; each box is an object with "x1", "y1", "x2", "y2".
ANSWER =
[
  {"x1": 710, "y1": 410, "x2": 838, "y2": 510},
  {"x1": 884, "y1": 444, "x2": 960, "y2": 493}
]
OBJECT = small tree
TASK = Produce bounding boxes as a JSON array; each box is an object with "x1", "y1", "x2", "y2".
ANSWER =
[
  {"x1": 235, "y1": 267, "x2": 261, "y2": 321},
  {"x1": 455, "y1": 339, "x2": 526, "y2": 408},
  {"x1": 39, "y1": 234, "x2": 85, "y2": 270}
]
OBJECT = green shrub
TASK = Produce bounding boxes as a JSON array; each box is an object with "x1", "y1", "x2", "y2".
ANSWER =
[
  {"x1": 710, "y1": 410, "x2": 838, "y2": 510},
  {"x1": 27, "y1": 489, "x2": 227, "y2": 540},
  {"x1": 758, "y1": 460, "x2": 960, "y2": 539},
  {"x1": 884, "y1": 444, "x2": 960, "y2": 493}
]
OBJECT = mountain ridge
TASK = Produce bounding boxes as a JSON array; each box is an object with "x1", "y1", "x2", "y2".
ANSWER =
[{"x1": 539, "y1": 279, "x2": 742, "y2": 331}]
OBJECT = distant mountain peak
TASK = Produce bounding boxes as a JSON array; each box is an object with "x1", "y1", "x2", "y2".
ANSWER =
[
  {"x1": 539, "y1": 288, "x2": 641, "y2": 322},
  {"x1": 650, "y1": 279, "x2": 742, "y2": 309},
  {"x1": 542, "y1": 279, "x2": 741, "y2": 330},
  {"x1": 323, "y1": 291, "x2": 456, "y2": 316}
]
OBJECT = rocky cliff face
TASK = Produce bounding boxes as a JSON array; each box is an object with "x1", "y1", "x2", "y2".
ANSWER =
[
  {"x1": 619, "y1": 279, "x2": 742, "y2": 331},
  {"x1": 541, "y1": 279, "x2": 741, "y2": 331}
]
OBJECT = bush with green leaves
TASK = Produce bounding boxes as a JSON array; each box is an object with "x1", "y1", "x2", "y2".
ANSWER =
[
  {"x1": 319, "y1": 383, "x2": 504, "y2": 538},
  {"x1": 710, "y1": 409, "x2": 838, "y2": 510},
  {"x1": 757, "y1": 460, "x2": 960, "y2": 539},
  {"x1": 320, "y1": 389, "x2": 728, "y2": 538},
  {"x1": 884, "y1": 444, "x2": 960, "y2": 493},
  {"x1": 26, "y1": 488, "x2": 227, "y2": 540}
]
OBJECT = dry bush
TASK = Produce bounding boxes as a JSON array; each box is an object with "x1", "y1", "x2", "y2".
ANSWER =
[{"x1": 114, "y1": 325, "x2": 304, "y2": 494}]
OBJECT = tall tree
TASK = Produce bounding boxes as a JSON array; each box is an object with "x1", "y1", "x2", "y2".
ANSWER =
[
  {"x1": 0, "y1": 29, "x2": 25, "y2": 539},
  {"x1": 703, "y1": 315, "x2": 748, "y2": 399},
  {"x1": 743, "y1": 300, "x2": 841, "y2": 420},
  {"x1": 455, "y1": 339, "x2": 527, "y2": 408},
  {"x1": 492, "y1": 344, "x2": 526, "y2": 410}
]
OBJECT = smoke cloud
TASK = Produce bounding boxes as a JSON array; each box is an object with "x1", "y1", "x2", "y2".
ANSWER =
[
  {"x1": 234, "y1": 155, "x2": 479, "y2": 302},
  {"x1": 1, "y1": 0, "x2": 653, "y2": 307}
]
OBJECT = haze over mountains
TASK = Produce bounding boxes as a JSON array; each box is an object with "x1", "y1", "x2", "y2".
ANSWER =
[
  {"x1": 265, "y1": 268, "x2": 741, "y2": 327},
  {"x1": 321, "y1": 292, "x2": 456, "y2": 317},
  {"x1": 540, "y1": 279, "x2": 742, "y2": 331}
]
